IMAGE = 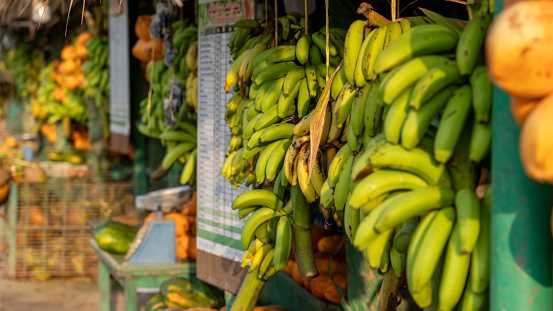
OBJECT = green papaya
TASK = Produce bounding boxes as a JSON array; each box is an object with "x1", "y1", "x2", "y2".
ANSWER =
[{"x1": 94, "y1": 221, "x2": 137, "y2": 254}]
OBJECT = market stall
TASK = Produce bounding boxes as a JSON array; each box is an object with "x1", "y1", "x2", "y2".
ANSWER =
[{"x1": 0, "y1": 0, "x2": 551, "y2": 310}]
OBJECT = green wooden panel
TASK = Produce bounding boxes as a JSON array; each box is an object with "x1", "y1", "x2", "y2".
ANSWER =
[{"x1": 490, "y1": 2, "x2": 553, "y2": 308}]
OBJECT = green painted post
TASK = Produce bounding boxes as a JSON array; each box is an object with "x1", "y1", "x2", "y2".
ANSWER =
[
  {"x1": 98, "y1": 261, "x2": 111, "y2": 311},
  {"x1": 491, "y1": 2, "x2": 553, "y2": 307}
]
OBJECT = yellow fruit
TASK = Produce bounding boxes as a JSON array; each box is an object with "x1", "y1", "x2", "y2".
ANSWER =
[
  {"x1": 519, "y1": 93, "x2": 553, "y2": 185},
  {"x1": 61, "y1": 45, "x2": 77, "y2": 61},
  {"x1": 486, "y1": 1, "x2": 553, "y2": 99},
  {"x1": 75, "y1": 32, "x2": 93, "y2": 47},
  {"x1": 510, "y1": 95, "x2": 540, "y2": 127},
  {"x1": 76, "y1": 45, "x2": 88, "y2": 59},
  {"x1": 60, "y1": 60, "x2": 77, "y2": 75}
]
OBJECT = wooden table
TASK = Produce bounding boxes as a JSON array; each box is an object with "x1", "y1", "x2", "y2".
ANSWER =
[{"x1": 89, "y1": 239, "x2": 196, "y2": 311}]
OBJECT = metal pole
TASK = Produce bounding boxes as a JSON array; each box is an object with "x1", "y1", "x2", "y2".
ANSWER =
[{"x1": 491, "y1": 2, "x2": 553, "y2": 307}]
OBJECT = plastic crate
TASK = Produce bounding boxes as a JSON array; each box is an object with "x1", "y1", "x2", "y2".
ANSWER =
[{"x1": 2, "y1": 176, "x2": 135, "y2": 279}]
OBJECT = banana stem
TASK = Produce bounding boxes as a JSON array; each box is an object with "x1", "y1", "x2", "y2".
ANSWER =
[
  {"x1": 376, "y1": 269, "x2": 401, "y2": 311},
  {"x1": 230, "y1": 268, "x2": 267, "y2": 311},
  {"x1": 291, "y1": 185, "x2": 319, "y2": 279},
  {"x1": 357, "y1": 3, "x2": 392, "y2": 27}
]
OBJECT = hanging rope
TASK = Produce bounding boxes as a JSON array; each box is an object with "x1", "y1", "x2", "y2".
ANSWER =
[
  {"x1": 265, "y1": 0, "x2": 268, "y2": 30},
  {"x1": 325, "y1": 0, "x2": 329, "y2": 81},
  {"x1": 304, "y1": 0, "x2": 308, "y2": 34},
  {"x1": 274, "y1": 0, "x2": 278, "y2": 46}
]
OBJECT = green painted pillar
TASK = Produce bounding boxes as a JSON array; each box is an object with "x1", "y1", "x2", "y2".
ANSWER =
[{"x1": 491, "y1": 2, "x2": 553, "y2": 307}]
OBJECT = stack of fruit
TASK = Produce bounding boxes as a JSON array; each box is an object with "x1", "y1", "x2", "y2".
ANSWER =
[
  {"x1": 0, "y1": 42, "x2": 43, "y2": 99},
  {"x1": 486, "y1": 1, "x2": 553, "y2": 185},
  {"x1": 81, "y1": 35, "x2": 110, "y2": 139},
  {"x1": 144, "y1": 277, "x2": 225, "y2": 311},
  {"x1": 133, "y1": 7, "x2": 199, "y2": 186},
  {"x1": 35, "y1": 33, "x2": 92, "y2": 126},
  {"x1": 227, "y1": 3, "x2": 494, "y2": 310}
]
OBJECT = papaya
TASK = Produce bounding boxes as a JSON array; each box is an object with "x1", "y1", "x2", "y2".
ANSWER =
[
  {"x1": 314, "y1": 252, "x2": 347, "y2": 275},
  {"x1": 486, "y1": 1, "x2": 553, "y2": 99},
  {"x1": 75, "y1": 45, "x2": 88, "y2": 59},
  {"x1": 4, "y1": 136, "x2": 18, "y2": 148},
  {"x1": 76, "y1": 32, "x2": 93, "y2": 47},
  {"x1": 311, "y1": 225, "x2": 336, "y2": 253},
  {"x1": 310, "y1": 273, "x2": 331, "y2": 300},
  {"x1": 0, "y1": 182, "x2": 9, "y2": 203},
  {"x1": 164, "y1": 213, "x2": 190, "y2": 236},
  {"x1": 253, "y1": 307, "x2": 288, "y2": 311},
  {"x1": 132, "y1": 39, "x2": 152, "y2": 62},
  {"x1": 145, "y1": 294, "x2": 167, "y2": 311},
  {"x1": 176, "y1": 235, "x2": 190, "y2": 260},
  {"x1": 317, "y1": 235, "x2": 345, "y2": 254},
  {"x1": 60, "y1": 59, "x2": 77, "y2": 74},
  {"x1": 61, "y1": 46, "x2": 77, "y2": 60},
  {"x1": 510, "y1": 95, "x2": 539, "y2": 127},
  {"x1": 290, "y1": 261, "x2": 303, "y2": 286},
  {"x1": 161, "y1": 278, "x2": 225, "y2": 309},
  {"x1": 65, "y1": 75, "x2": 81, "y2": 90},
  {"x1": 182, "y1": 192, "x2": 197, "y2": 216},
  {"x1": 283, "y1": 259, "x2": 295, "y2": 277},
  {"x1": 322, "y1": 274, "x2": 347, "y2": 304},
  {"x1": 94, "y1": 221, "x2": 138, "y2": 254},
  {"x1": 519, "y1": 93, "x2": 553, "y2": 184},
  {"x1": 135, "y1": 15, "x2": 152, "y2": 41},
  {"x1": 188, "y1": 236, "x2": 197, "y2": 261},
  {"x1": 53, "y1": 87, "x2": 67, "y2": 102}
]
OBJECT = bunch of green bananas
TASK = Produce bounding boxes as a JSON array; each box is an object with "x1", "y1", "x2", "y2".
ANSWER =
[
  {"x1": 82, "y1": 37, "x2": 109, "y2": 106},
  {"x1": 1, "y1": 43, "x2": 43, "y2": 99},
  {"x1": 82, "y1": 36, "x2": 110, "y2": 138},
  {"x1": 223, "y1": 16, "x2": 350, "y2": 311},
  {"x1": 229, "y1": 4, "x2": 494, "y2": 310},
  {"x1": 312, "y1": 7, "x2": 493, "y2": 311},
  {"x1": 222, "y1": 23, "x2": 346, "y2": 190},
  {"x1": 137, "y1": 20, "x2": 199, "y2": 187},
  {"x1": 34, "y1": 63, "x2": 57, "y2": 119}
]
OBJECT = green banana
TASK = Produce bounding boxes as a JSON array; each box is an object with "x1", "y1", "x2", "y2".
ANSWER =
[
  {"x1": 379, "y1": 55, "x2": 450, "y2": 105},
  {"x1": 374, "y1": 186, "x2": 455, "y2": 233},
  {"x1": 384, "y1": 21, "x2": 403, "y2": 48},
  {"x1": 456, "y1": 13, "x2": 492, "y2": 76},
  {"x1": 407, "y1": 208, "x2": 454, "y2": 302},
  {"x1": 373, "y1": 24, "x2": 459, "y2": 75},
  {"x1": 354, "y1": 28, "x2": 377, "y2": 87},
  {"x1": 401, "y1": 86, "x2": 454, "y2": 150},
  {"x1": 344, "y1": 193, "x2": 359, "y2": 243},
  {"x1": 363, "y1": 143, "x2": 451, "y2": 187},
  {"x1": 231, "y1": 188, "x2": 284, "y2": 211},
  {"x1": 364, "y1": 80, "x2": 383, "y2": 137},
  {"x1": 265, "y1": 138, "x2": 293, "y2": 183},
  {"x1": 470, "y1": 203, "x2": 490, "y2": 294},
  {"x1": 266, "y1": 45, "x2": 296, "y2": 63},
  {"x1": 241, "y1": 207, "x2": 282, "y2": 249},
  {"x1": 273, "y1": 215, "x2": 292, "y2": 271},
  {"x1": 296, "y1": 34, "x2": 312, "y2": 66},
  {"x1": 334, "y1": 82, "x2": 357, "y2": 128},
  {"x1": 434, "y1": 85, "x2": 472, "y2": 163},
  {"x1": 409, "y1": 60, "x2": 464, "y2": 110},
  {"x1": 469, "y1": 120, "x2": 492, "y2": 163},
  {"x1": 334, "y1": 153, "x2": 355, "y2": 212},
  {"x1": 384, "y1": 87, "x2": 412, "y2": 144},
  {"x1": 344, "y1": 20, "x2": 367, "y2": 85},
  {"x1": 180, "y1": 149, "x2": 197, "y2": 185},
  {"x1": 393, "y1": 222, "x2": 418, "y2": 253},
  {"x1": 349, "y1": 169, "x2": 428, "y2": 209},
  {"x1": 469, "y1": 66, "x2": 493, "y2": 124},
  {"x1": 455, "y1": 188, "x2": 481, "y2": 254},
  {"x1": 255, "y1": 62, "x2": 299, "y2": 85},
  {"x1": 261, "y1": 78, "x2": 286, "y2": 112},
  {"x1": 438, "y1": 223, "x2": 471, "y2": 311},
  {"x1": 327, "y1": 143, "x2": 353, "y2": 187},
  {"x1": 297, "y1": 78, "x2": 311, "y2": 118}
]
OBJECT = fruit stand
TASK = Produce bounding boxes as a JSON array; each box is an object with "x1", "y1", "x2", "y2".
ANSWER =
[{"x1": 0, "y1": 0, "x2": 551, "y2": 310}]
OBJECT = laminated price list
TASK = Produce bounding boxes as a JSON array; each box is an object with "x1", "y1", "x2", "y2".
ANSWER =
[{"x1": 196, "y1": 26, "x2": 249, "y2": 262}]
